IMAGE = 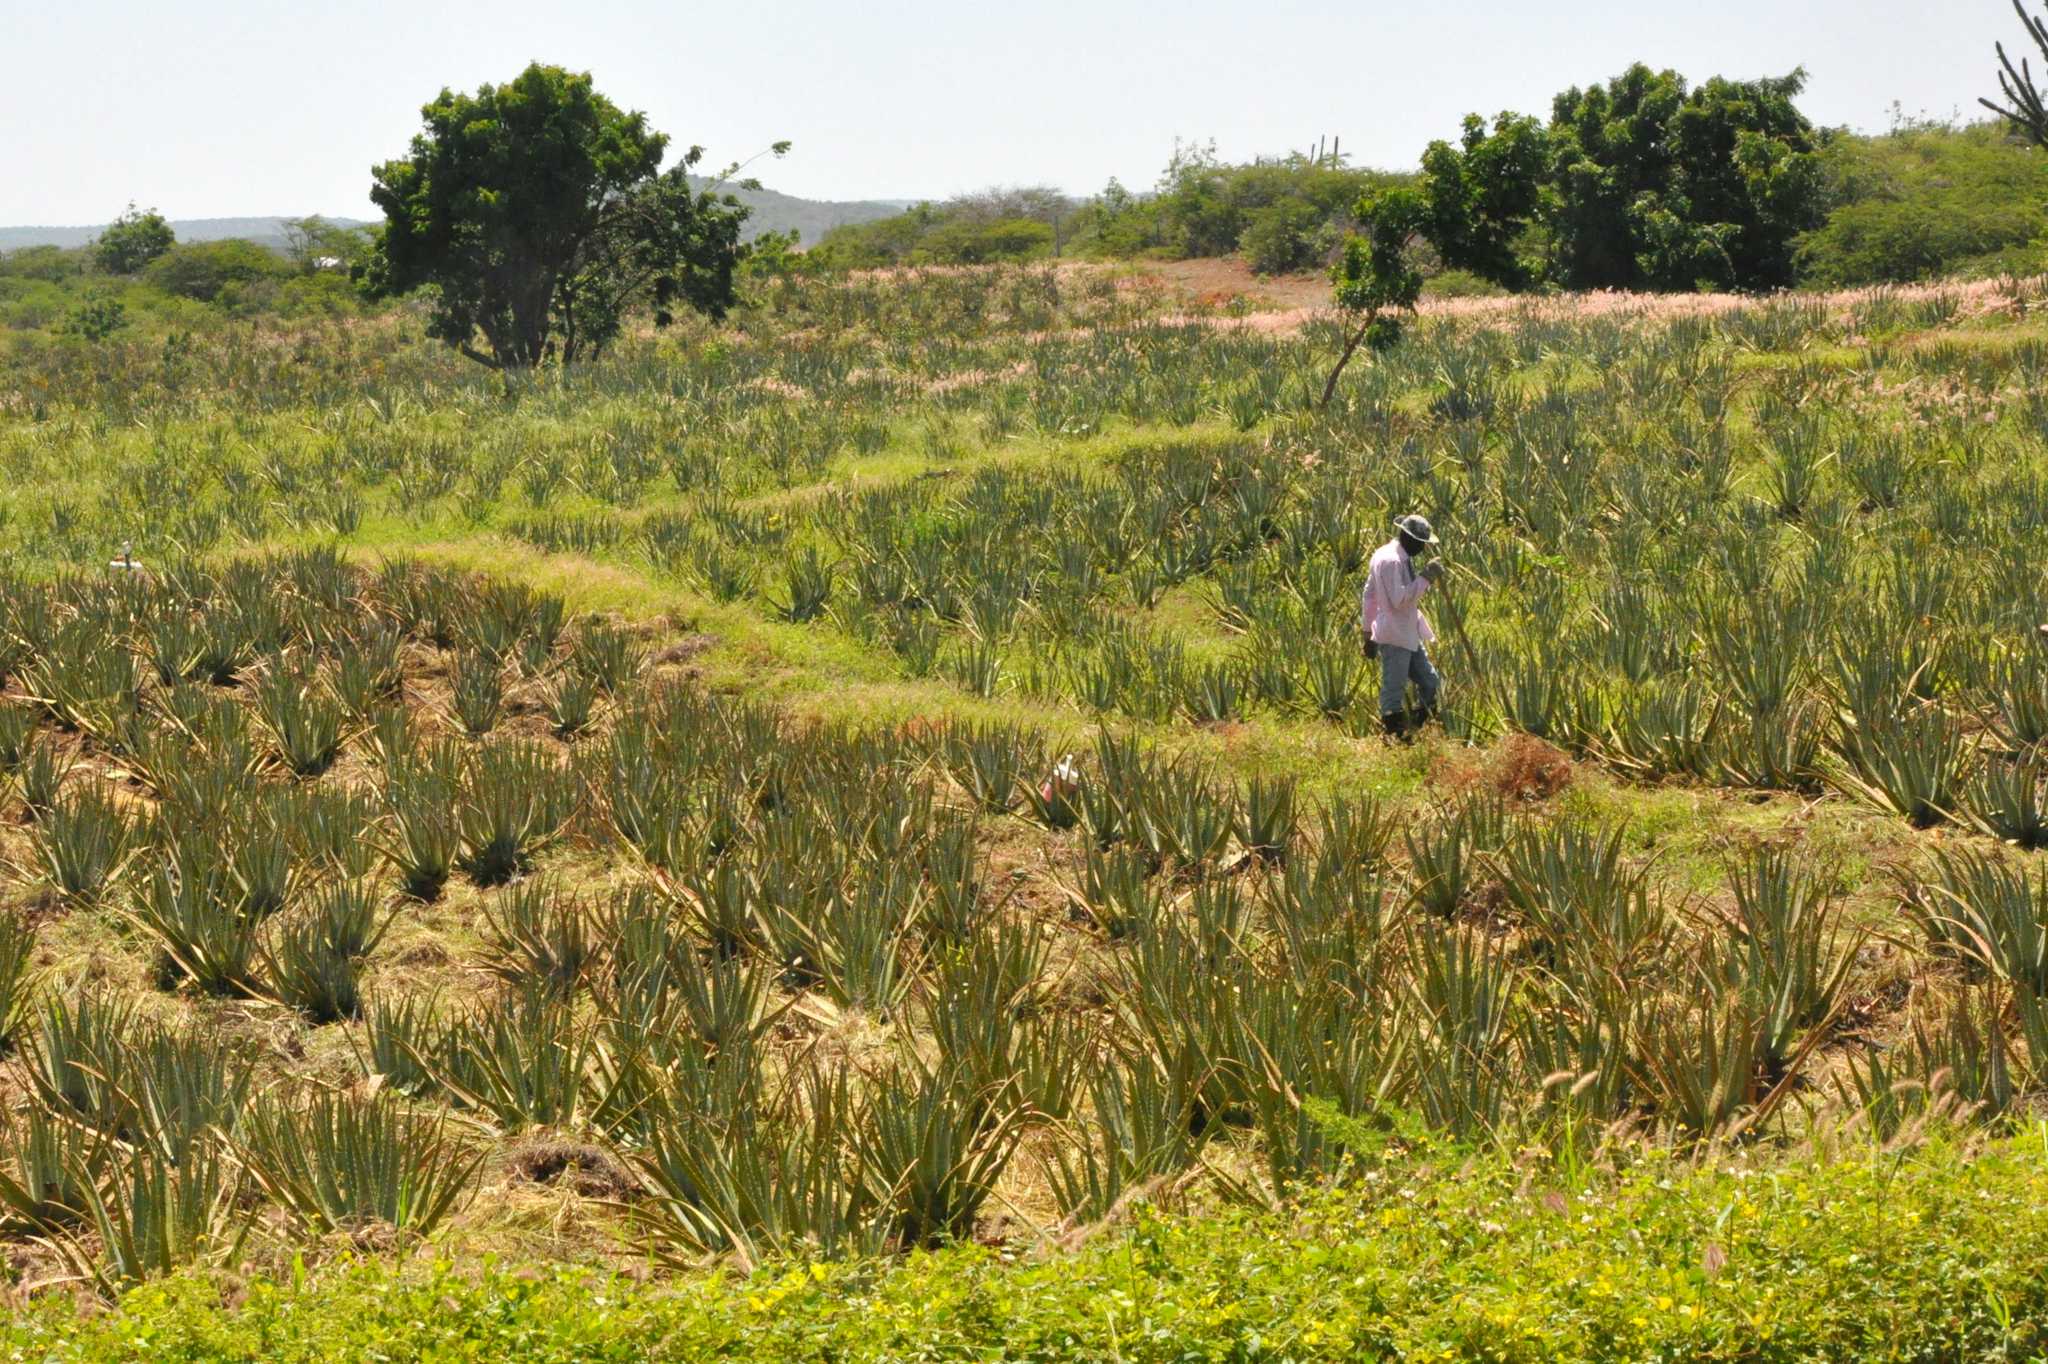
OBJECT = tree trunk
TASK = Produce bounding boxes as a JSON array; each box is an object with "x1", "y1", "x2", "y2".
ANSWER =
[{"x1": 1318, "y1": 319, "x2": 1373, "y2": 409}]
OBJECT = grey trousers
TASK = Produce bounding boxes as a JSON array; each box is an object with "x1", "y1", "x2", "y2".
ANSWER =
[{"x1": 1378, "y1": 644, "x2": 1441, "y2": 716}]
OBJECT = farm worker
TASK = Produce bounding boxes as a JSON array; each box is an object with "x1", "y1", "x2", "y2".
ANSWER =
[{"x1": 1360, "y1": 513, "x2": 1444, "y2": 739}]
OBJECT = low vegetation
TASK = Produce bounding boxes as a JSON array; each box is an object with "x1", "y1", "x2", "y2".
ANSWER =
[
  {"x1": 0, "y1": 250, "x2": 2040, "y2": 1351},
  {"x1": 3, "y1": 21, "x2": 2048, "y2": 1350},
  {"x1": 7, "y1": 1139, "x2": 2048, "y2": 1359}
]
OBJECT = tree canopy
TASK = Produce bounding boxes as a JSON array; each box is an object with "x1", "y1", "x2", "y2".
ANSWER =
[
  {"x1": 281, "y1": 216, "x2": 374, "y2": 274},
  {"x1": 363, "y1": 63, "x2": 769, "y2": 368},
  {"x1": 1417, "y1": 65, "x2": 1827, "y2": 293},
  {"x1": 92, "y1": 204, "x2": 175, "y2": 276}
]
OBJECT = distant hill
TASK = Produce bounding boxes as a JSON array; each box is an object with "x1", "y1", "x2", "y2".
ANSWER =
[
  {"x1": 0, "y1": 217, "x2": 363, "y2": 254},
  {"x1": 697, "y1": 181, "x2": 914, "y2": 244},
  {"x1": 1, "y1": 185, "x2": 913, "y2": 256}
]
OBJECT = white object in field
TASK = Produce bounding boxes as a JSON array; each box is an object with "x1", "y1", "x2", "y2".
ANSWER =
[
  {"x1": 1041, "y1": 754, "x2": 1083, "y2": 805},
  {"x1": 109, "y1": 541, "x2": 141, "y2": 573}
]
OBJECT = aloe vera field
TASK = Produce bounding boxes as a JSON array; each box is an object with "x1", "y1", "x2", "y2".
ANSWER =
[{"x1": 2, "y1": 260, "x2": 2048, "y2": 1351}]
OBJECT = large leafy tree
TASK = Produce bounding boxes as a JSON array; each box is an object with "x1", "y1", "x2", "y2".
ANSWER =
[
  {"x1": 1418, "y1": 113, "x2": 1548, "y2": 288},
  {"x1": 364, "y1": 63, "x2": 773, "y2": 369},
  {"x1": 1417, "y1": 64, "x2": 1825, "y2": 293},
  {"x1": 1651, "y1": 72, "x2": 1826, "y2": 290},
  {"x1": 92, "y1": 204, "x2": 175, "y2": 275}
]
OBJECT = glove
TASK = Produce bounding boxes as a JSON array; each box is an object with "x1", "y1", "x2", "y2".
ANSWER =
[
  {"x1": 1419, "y1": 560, "x2": 1444, "y2": 584},
  {"x1": 1363, "y1": 638, "x2": 1378, "y2": 660}
]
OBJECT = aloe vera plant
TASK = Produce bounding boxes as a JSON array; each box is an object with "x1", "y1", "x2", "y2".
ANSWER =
[
  {"x1": 23, "y1": 994, "x2": 135, "y2": 1134},
  {"x1": 129, "y1": 843, "x2": 263, "y2": 996},
  {"x1": 0, "y1": 703, "x2": 39, "y2": 771},
  {"x1": 482, "y1": 880, "x2": 597, "y2": 997},
  {"x1": 1832, "y1": 706, "x2": 1976, "y2": 828},
  {"x1": 383, "y1": 756, "x2": 461, "y2": 900},
  {"x1": 1237, "y1": 775, "x2": 1297, "y2": 862},
  {"x1": 253, "y1": 665, "x2": 348, "y2": 777},
  {"x1": 856, "y1": 1056, "x2": 1026, "y2": 1248},
  {"x1": 433, "y1": 994, "x2": 598, "y2": 1132},
  {"x1": 1495, "y1": 817, "x2": 1669, "y2": 973},
  {"x1": 774, "y1": 546, "x2": 836, "y2": 623},
  {"x1": 328, "y1": 626, "x2": 404, "y2": 718},
  {"x1": 17, "y1": 735, "x2": 71, "y2": 819},
  {"x1": 63, "y1": 1143, "x2": 247, "y2": 1293},
  {"x1": 1405, "y1": 924, "x2": 1516, "y2": 1141},
  {"x1": 0, "y1": 1107, "x2": 103, "y2": 1232},
  {"x1": 29, "y1": 781, "x2": 137, "y2": 904},
  {"x1": 262, "y1": 910, "x2": 365, "y2": 1023},
  {"x1": 628, "y1": 1064, "x2": 878, "y2": 1270},
  {"x1": 1404, "y1": 793, "x2": 1506, "y2": 921},
  {"x1": 541, "y1": 668, "x2": 600, "y2": 738},
  {"x1": 357, "y1": 994, "x2": 447, "y2": 1097},
  {"x1": 1639, "y1": 981, "x2": 1766, "y2": 1141},
  {"x1": 454, "y1": 740, "x2": 574, "y2": 886},
  {"x1": 234, "y1": 1091, "x2": 480, "y2": 1237},
  {"x1": 1908, "y1": 850, "x2": 2048, "y2": 996},
  {"x1": 449, "y1": 649, "x2": 506, "y2": 738},
  {"x1": 0, "y1": 908, "x2": 34, "y2": 1053},
  {"x1": 1716, "y1": 844, "x2": 1858, "y2": 1070},
  {"x1": 1961, "y1": 753, "x2": 2048, "y2": 850}
]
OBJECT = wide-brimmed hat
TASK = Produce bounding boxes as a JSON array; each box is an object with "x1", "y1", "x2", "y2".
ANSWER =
[{"x1": 1394, "y1": 513, "x2": 1438, "y2": 546}]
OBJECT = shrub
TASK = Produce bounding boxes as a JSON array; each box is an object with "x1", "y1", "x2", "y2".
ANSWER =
[
  {"x1": 9, "y1": 1141, "x2": 2048, "y2": 1357},
  {"x1": 1239, "y1": 198, "x2": 1321, "y2": 275},
  {"x1": 144, "y1": 238, "x2": 289, "y2": 303},
  {"x1": 1798, "y1": 120, "x2": 2048, "y2": 286}
]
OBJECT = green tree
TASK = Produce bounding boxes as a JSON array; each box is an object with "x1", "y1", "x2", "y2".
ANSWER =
[
  {"x1": 363, "y1": 63, "x2": 774, "y2": 369},
  {"x1": 281, "y1": 216, "x2": 373, "y2": 273},
  {"x1": 1545, "y1": 65, "x2": 1691, "y2": 289},
  {"x1": 1418, "y1": 113, "x2": 1548, "y2": 289},
  {"x1": 1984, "y1": 0, "x2": 2048, "y2": 146},
  {"x1": 1653, "y1": 72, "x2": 1827, "y2": 289},
  {"x1": 1421, "y1": 65, "x2": 1825, "y2": 293},
  {"x1": 92, "y1": 204, "x2": 175, "y2": 275},
  {"x1": 1319, "y1": 189, "x2": 1426, "y2": 407}
]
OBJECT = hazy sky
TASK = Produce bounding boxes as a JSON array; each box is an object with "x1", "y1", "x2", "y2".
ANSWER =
[{"x1": 0, "y1": 0, "x2": 2018, "y2": 225}]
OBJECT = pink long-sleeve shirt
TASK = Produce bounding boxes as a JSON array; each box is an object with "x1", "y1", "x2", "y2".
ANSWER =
[{"x1": 1360, "y1": 538, "x2": 1434, "y2": 651}]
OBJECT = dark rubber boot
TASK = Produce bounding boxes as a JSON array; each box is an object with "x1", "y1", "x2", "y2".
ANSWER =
[{"x1": 1381, "y1": 711, "x2": 1409, "y2": 741}]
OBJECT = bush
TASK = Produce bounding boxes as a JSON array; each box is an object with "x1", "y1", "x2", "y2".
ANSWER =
[
  {"x1": 1423, "y1": 268, "x2": 1510, "y2": 299},
  {"x1": 914, "y1": 217, "x2": 1052, "y2": 265},
  {"x1": 0, "y1": 246, "x2": 88, "y2": 284},
  {"x1": 273, "y1": 272, "x2": 361, "y2": 320},
  {"x1": 1239, "y1": 198, "x2": 1322, "y2": 275},
  {"x1": 1798, "y1": 120, "x2": 2048, "y2": 286},
  {"x1": 144, "y1": 239, "x2": 290, "y2": 304},
  {"x1": 0, "y1": 279, "x2": 69, "y2": 332},
  {"x1": 1082, "y1": 146, "x2": 1402, "y2": 263},
  {"x1": 58, "y1": 294, "x2": 127, "y2": 344},
  {"x1": 812, "y1": 201, "x2": 1059, "y2": 269}
]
